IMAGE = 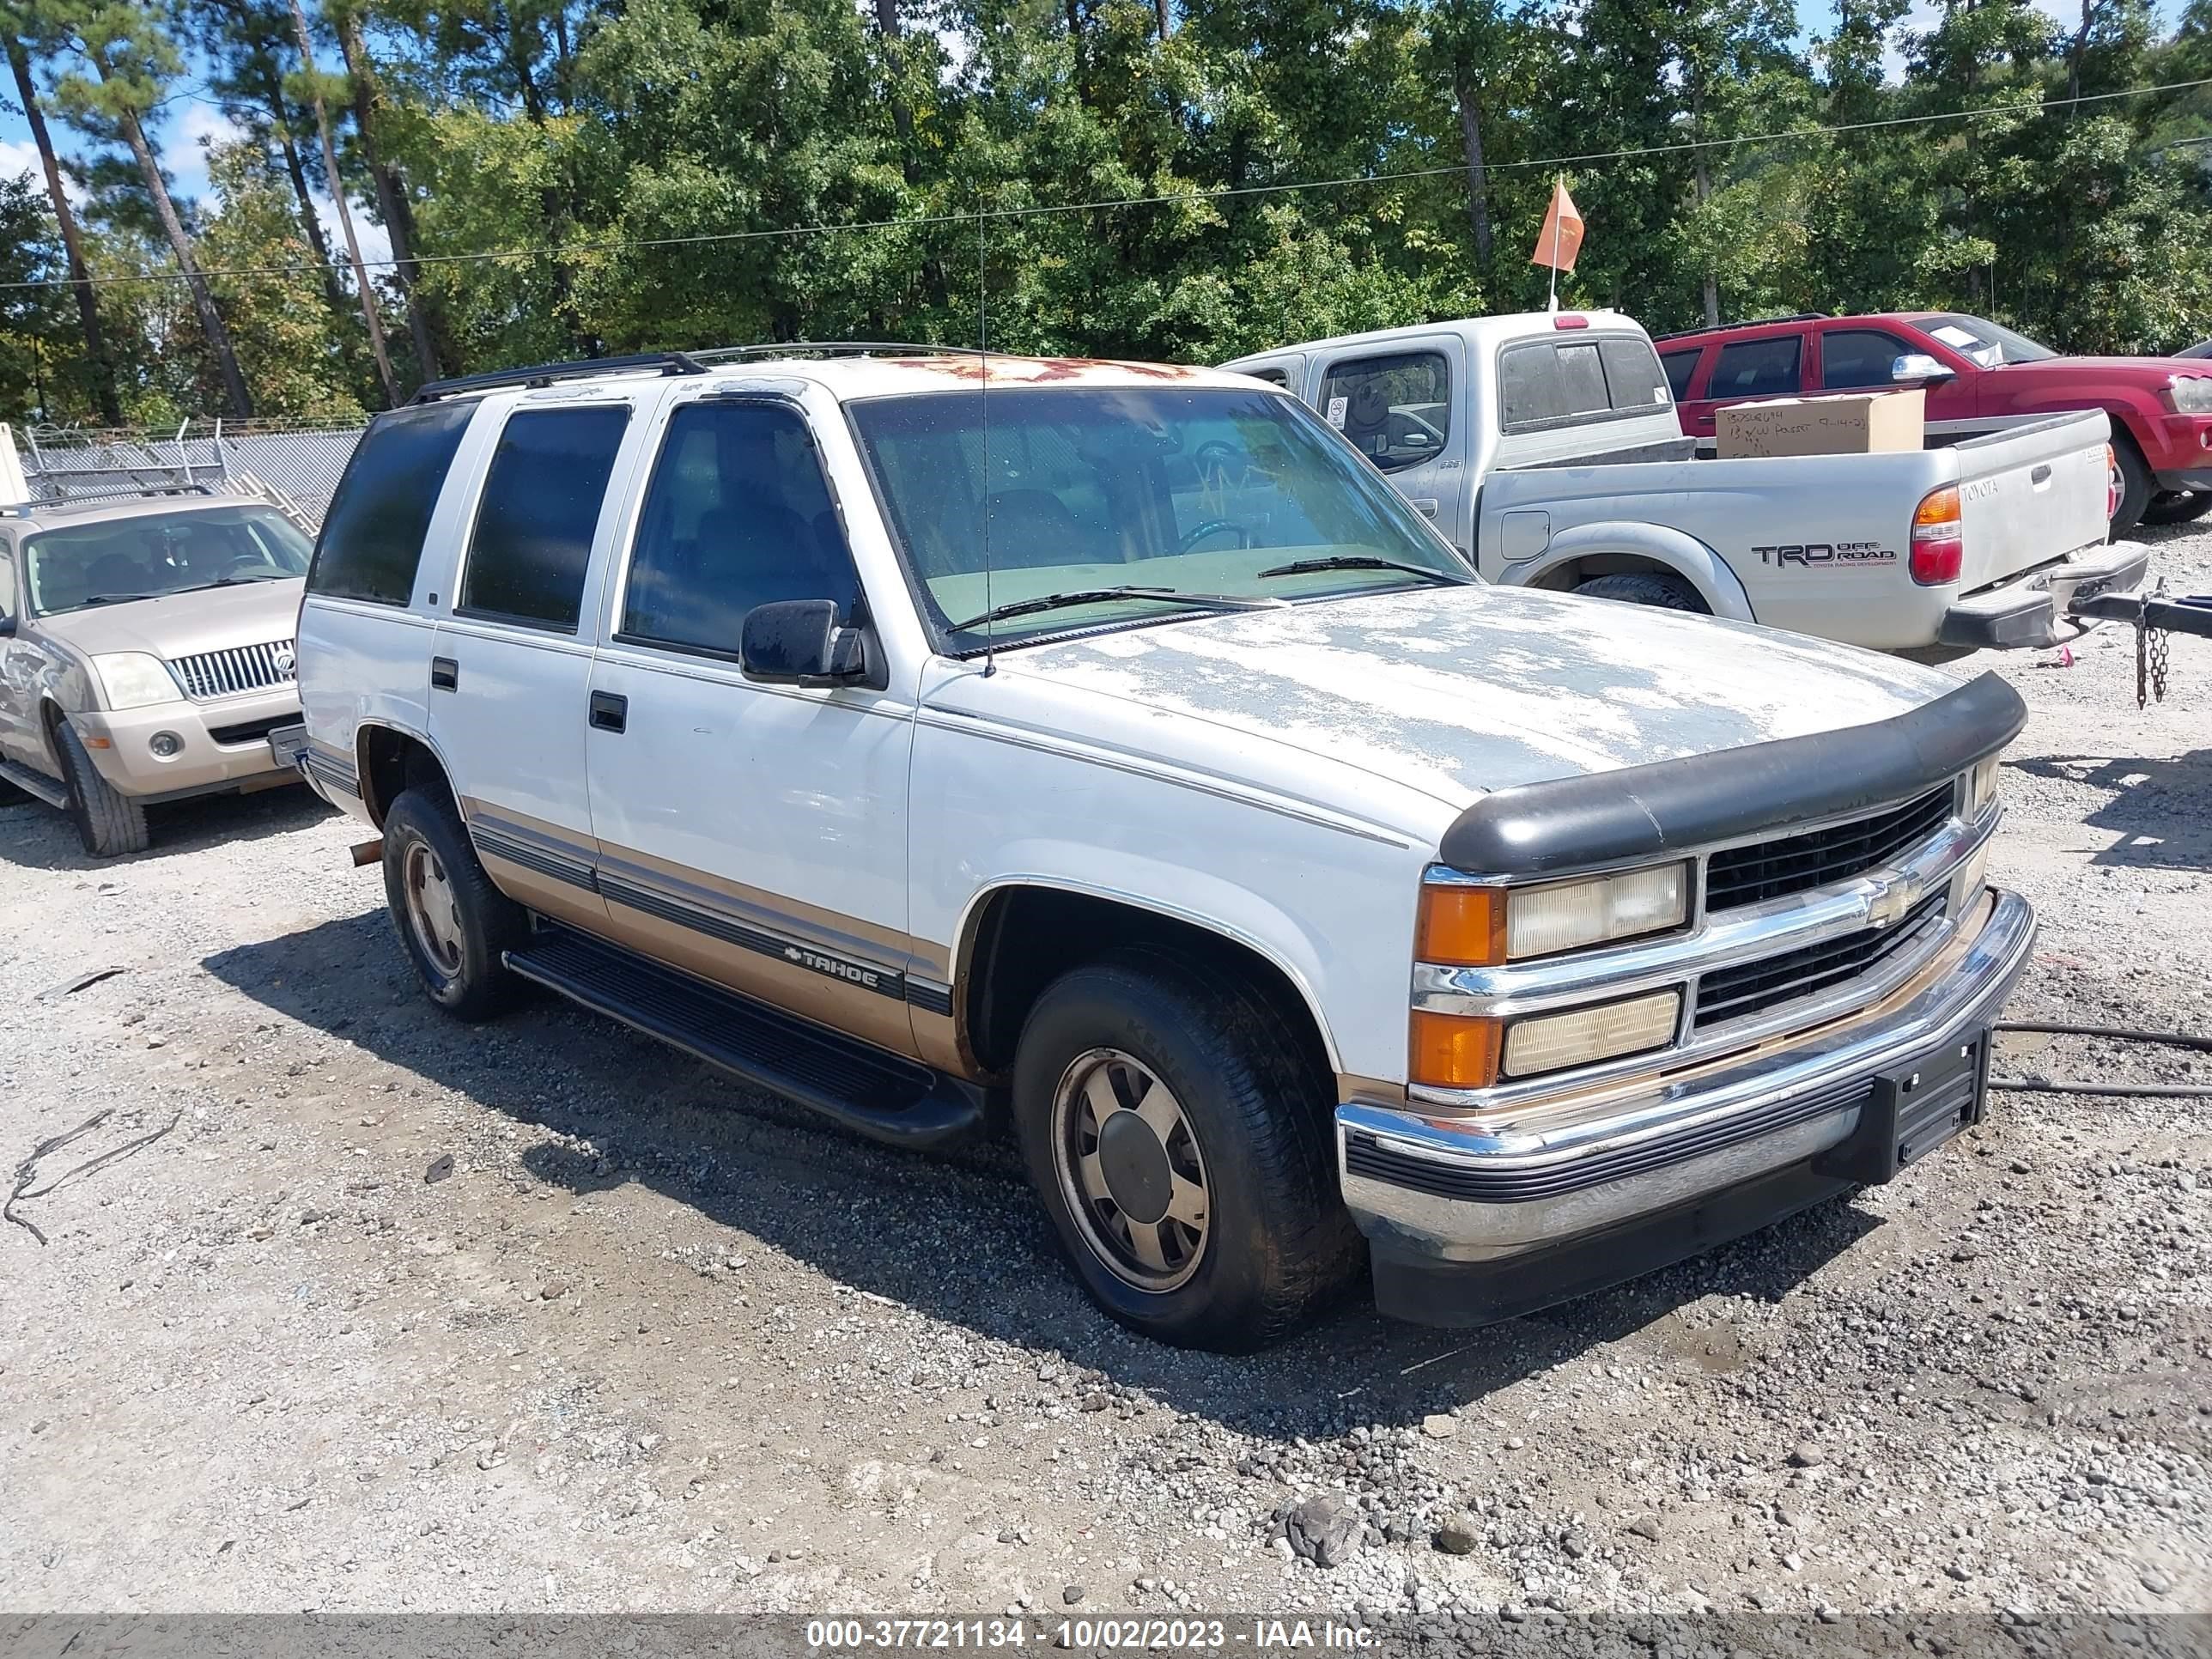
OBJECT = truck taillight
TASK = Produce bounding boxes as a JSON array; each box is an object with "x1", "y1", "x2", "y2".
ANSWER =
[
  {"x1": 1911, "y1": 484, "x2": 1963, "y2": 586},
  {"x1": 2105, "y1": 442, "x2": 2120, "y2": 522}
]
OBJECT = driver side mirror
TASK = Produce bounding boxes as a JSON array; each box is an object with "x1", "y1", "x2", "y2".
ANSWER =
[
  {"x1": 739, "y1": 599, "x2": 866, "y2": 686},
  {"x1": 0, "y1": 615, "x2": 15, "y2": 638},
  {"x1": 1891, "y1": 353, "x2": 1955, "y2": 385}
]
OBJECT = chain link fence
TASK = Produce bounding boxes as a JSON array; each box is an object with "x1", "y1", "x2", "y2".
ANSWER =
[{"x1": 13, "y1": 416, "x2": 370, "y2": 529}]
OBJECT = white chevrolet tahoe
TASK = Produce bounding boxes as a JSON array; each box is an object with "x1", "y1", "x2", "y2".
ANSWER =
[
  {"x1": 296, "y1": 345, "x2": 2037, "y2": 1351},
  {"x1": 1224, "y1": 313, "x2": 2148, "y2": 658}
]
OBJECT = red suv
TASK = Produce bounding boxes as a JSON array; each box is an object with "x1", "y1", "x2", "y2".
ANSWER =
[{"x1": 1655, "y1": 312, "x2": 2212, "y2": 534}]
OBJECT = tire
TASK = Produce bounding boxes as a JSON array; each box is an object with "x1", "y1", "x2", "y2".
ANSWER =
[
  {"x1": 380, "y1": 787, "x2": 529, "y2": 1021},
  {"x1": 2110, "y1": 438, "x2": 2154, "y2": 539},
  {"x1": 2141, "y1": 489, "x2": 2212, "y2": 528},
  {"x1": 1573, "y1": 571, "x2": 1709, "y2": 613},
  {"x1": 53, "y1": 718, "x2": 149, "y2": 858},
  {"x1": 1011, "y1": 947, "x2": 1363, "y2": 1351}
]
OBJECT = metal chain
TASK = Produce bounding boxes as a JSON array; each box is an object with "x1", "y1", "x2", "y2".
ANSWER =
[
  {"x1": 2135, "y1": 612, "x2": 2172, "y2": 708},
  {"x1": 2150, "y1": 620, "x2": 2170, "y2": 704}
]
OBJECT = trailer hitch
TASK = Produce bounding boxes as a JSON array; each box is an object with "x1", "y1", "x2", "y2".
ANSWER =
[{"x1": 2069, "y1": 588, "x2": 2212, "y2": 708}]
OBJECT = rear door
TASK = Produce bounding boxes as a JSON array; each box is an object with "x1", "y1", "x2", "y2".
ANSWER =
[
  {"x1": 1680, "y1": 328, "x2": 1806, "y2": 444},
  {"x1": 427, "y1": 398, "x2": 641, "y2": 928},
  {"x1": 1312, "y1": 337, "x2": 1468, "y2": 544}
]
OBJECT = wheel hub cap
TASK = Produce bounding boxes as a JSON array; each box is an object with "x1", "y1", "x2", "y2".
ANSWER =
[{"x1": 1096, "y1": 1109, "x2": 1174, "y2": 1225}]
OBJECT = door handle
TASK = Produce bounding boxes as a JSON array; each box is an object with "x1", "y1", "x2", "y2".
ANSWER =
[
  {"x1": 589, "y1": 690, "x2": 628, "y2": 733},
  {"x1": 2031, "y1": 464, "x2": 2052, "y2": 487},
  {"x1": 430, "y1": 656, "x2": 458, "y2": 691},
  {"x1": 1410, "y1": 498, "x2": 1440, "y2": 518}
]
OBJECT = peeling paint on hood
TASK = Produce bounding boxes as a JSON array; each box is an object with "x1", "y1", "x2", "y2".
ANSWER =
[{"x1": 1004, "y1": 584, "x2": 1963, "y2": 806}]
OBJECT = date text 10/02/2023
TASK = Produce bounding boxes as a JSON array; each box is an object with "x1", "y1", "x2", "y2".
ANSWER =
[{"x1": 804, "y1": 1618, "x2": 1379, "y2": 1650}]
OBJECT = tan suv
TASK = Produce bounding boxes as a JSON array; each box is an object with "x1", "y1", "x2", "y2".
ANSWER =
[{"x1": 0, "y1": 491, "x2": 313, "y2": 856}]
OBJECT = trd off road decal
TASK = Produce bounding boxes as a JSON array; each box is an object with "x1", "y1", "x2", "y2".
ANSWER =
[{"x1": 1753, "y1": 542, "x2": 1898, "y2": 568}]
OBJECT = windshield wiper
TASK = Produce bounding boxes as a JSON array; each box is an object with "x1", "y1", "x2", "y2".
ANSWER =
[
  {"x1": 179, "y1": 574, "x2": 289, "y2": 591},
  {"x1": 76, "y1": 592, "x2": 164, "y2": 607},
  {"x1": 1256, "y1": 555, "x2": 1469, "y2": 586},
  {"x1": 949, "y1": 586, "x2": 1285, "y2": 634}
]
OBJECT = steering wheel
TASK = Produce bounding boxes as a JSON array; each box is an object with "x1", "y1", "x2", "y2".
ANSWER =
[
  {"x1": 1176, "y1": 519, "x2": 1251, "y2": 555},
  {"x1": 1193, "y1": 440, "x2": 1249, "y2": 489}
]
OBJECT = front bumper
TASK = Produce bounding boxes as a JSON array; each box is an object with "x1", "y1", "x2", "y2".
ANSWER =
[
  {"x1": 74, "y1": 689, "x2": 306, "y2": 803},
  {"x1": 1340, "y1": 886, "x2": 2036, "y2": 1328},
  {"x1": 1936, "y1": 540, "x2": 2151, "y2": 650}
]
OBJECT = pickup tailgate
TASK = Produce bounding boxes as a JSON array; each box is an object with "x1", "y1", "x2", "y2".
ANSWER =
[{"x1": 1948, "y1": 412, "x2": 2111, "y2": 592}]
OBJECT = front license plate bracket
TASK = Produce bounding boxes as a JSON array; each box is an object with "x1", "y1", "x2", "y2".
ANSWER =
[{"x1": 1816, "y1": 1030, "x2": 1990, "y2": 1185}]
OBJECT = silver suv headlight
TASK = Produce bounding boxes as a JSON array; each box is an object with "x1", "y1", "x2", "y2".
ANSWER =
[{"x1": 93, "y1": 652, "x2": 182, "y2": 710}]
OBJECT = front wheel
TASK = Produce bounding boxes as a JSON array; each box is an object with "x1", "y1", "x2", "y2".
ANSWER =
[
  {"x1": 1012, "y1": 949, "x2": 1362, "y2": 1351},
  {"x1": 54, "y1": 719, "x2": 149, "y2": 858},
  {"x1": 381, "y1": 787, "x2": 528, "y2": 1021},
  {"x1": 2111, "y1": 439, "x2": 2154, "y2": 538},
  {"x1": 2140, "y1": 489, "x2": 2212, "y2": 528}
]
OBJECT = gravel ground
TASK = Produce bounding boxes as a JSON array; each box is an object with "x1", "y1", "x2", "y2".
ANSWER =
[{"x1": 1, "y1": 522, "x2": 2208, "y2": 1627}]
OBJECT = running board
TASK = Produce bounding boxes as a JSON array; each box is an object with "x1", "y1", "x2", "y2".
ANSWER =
[
  {"x1": 503, "y1": 927, "x2": 984, "y2": 1152},
  {"x1": 0, "y1": 758, "x2": 69, "y2": 809}
]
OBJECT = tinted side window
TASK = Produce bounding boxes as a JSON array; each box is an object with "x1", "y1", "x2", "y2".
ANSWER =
[
  {"x1": 1820, "y1": 329, "x2": 1914, "y2": 390},
  {"x1": 1661, "y1": 349, "x2": 1700, "y2": 399},
  {"x1": 1246, "y1": 368, "x2": 1289, "y2": 388},
  {"x1": 1710, "y1": 336, "x2": 1802, "y2": 399},
  {"x1": 1600, "y1": 337, "x2": 1672, "y2": 410},
  {"x1": 308, "y1": 400, "x2": 476, "y2": 605},
  {"x1": 1318, "y1": 351, "x2": 1449, "y2": 473},
  {"x1": 459, "y1": 406, "x2": 630, "y2": 631},
  {"x1": 620, "y1": 402, "x2": 857, "y2": 657}
]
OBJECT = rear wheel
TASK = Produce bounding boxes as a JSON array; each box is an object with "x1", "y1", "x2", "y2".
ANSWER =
[
  {"x1": 2141, "y1": 489, "x2": 2212, "y2": 528},
  {"x1": 1012, "y1": 948, "x2": 1362, "y2": 1351},
  {"x1": 381, "y1": 787, "x2": 528, "y2": 1021},
  {"x1": 54, "y1": 719, "x2": 149, "y2": 858},
  {"x1": 1574, "y1": 571, "x2": 1709, "y2": 613}
]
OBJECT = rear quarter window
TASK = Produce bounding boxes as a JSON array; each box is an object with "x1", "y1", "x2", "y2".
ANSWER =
[
  {"x1": 1499, "y1": 334, "x2": 1675, "y2": 432},
  {"x1": 1661, "y1": 348, "x2": 1701, "y2": 400},
  {"x1": 307, "y1": 399, "x2": 477, "y2": 606}
]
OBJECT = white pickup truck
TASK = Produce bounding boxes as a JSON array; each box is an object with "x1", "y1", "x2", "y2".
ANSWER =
[
  {"x1": 1224, "y1": 313, "x2": 2148, "y2": 656},
  {"x1": 295, "y1": 346, "x2": 2035, "y2": 1351}
]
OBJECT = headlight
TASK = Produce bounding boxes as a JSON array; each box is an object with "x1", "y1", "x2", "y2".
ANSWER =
[
  {"x1": 93, "y1": 652, "x2": 181, "y2": 710},
  {"x1": 1502, "y1": 989, "x2": 1681, "y2": 1079},
  {"x1": 2168, "y1": 376, "x2": 2212, "y2": 414},
  {"x1": 1419, "y1": 863, "x2": 1690, "y2": 966},
  {"x1": 1966, "y1": 755, "x2": 2001, "y2": 818}
]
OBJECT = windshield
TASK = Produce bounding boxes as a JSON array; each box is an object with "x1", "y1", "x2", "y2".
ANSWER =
[
  {"x1": 25, "y1": 503, "x2": 312, "y2": 617},
  {"x1": 847, "y1": 385, "x2": 1474, "y2": 653},
  {"x1": 1918, "y1": 314, "x2": 2058, "y2": 368}
]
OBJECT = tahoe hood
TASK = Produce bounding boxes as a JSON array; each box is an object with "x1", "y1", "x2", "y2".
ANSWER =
[{"x1": 999, "y1": 583, "x2": 1964, "y2": 809}]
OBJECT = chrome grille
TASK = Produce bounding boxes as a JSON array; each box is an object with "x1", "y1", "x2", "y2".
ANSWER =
[
  {"x1": 1693, "y1": 893, "x2": 1946, "y2": 1030},
  {"x1": 167, "y1": 639, "x2": 298, "y2": 702},
  {"x1": 1705, "y1": 786, "x2": 1954, "y2": 911}
]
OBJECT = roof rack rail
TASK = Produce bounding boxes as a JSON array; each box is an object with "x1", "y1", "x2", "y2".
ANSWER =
[
  {"x1": 1650, "y1": 312, "x2": 1826, "y2": 343},
  {"x1": 684, "y1": 340, "x2": 984, "y2": 362},
  {"x1": 410, "y1": 350, "x2": 709, "y2": 404}
]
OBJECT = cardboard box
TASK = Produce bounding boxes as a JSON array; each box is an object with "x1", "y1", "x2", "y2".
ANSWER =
[{"x1": 1714, "y1": 387, "x2": 1926, "y2": 459}]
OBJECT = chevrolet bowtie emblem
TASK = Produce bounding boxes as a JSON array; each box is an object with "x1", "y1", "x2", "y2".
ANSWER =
[{"x1": 1866, "y1": 872, "x2": 1912, "y2": 929}]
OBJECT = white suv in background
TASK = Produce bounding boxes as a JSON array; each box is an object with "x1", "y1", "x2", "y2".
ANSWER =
[{"x1": 295, "y1": 346, "x2": 2034, "y2": 1350}]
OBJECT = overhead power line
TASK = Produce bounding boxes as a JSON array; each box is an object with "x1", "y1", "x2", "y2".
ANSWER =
[{"x1": 5, "y1": 74, "x2": 2209, "y2": 295}]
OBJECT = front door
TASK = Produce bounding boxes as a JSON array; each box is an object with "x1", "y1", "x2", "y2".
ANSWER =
[
  {"x1": 0, "y1": 539, "x2": 36, "y2": 769},
  {"x1": 584, "y1": 392, "x2": 921, "y2": 1060},
  {"x1": 1313, "y1": 339, "x2": 1468, "y2": 548}
]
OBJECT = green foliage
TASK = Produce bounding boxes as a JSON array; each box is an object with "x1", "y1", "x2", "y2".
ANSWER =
[{"x1": 3, "y1": 0, "x2": 2211, "y2": 424}]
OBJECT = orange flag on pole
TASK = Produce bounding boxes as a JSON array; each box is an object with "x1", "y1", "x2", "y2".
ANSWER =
[{"x1": 1530, "y1": 179, "x2": 1584, "y2": 274}]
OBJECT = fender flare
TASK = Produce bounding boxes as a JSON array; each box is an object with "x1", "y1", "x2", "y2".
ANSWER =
[
  {"x1": 1501, "y1": 520, "x2": 1757, "y2": 623},
  {"x1": 353, "y1": 717, "x2": 460, "y2": 824}
]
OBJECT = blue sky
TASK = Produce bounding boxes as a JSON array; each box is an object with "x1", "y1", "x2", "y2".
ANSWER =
[{"x1": 0, "y1": 0, "x2": 2186, "y2": 274}]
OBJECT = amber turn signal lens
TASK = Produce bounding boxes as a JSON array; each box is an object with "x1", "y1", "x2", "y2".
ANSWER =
[
  {"x1": 1408, "y1": 1010, "x2": 1502, "y2": 1091},
  {"x1": 1416, "y1": 884, "x2": 1506, "y2": 968}
]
